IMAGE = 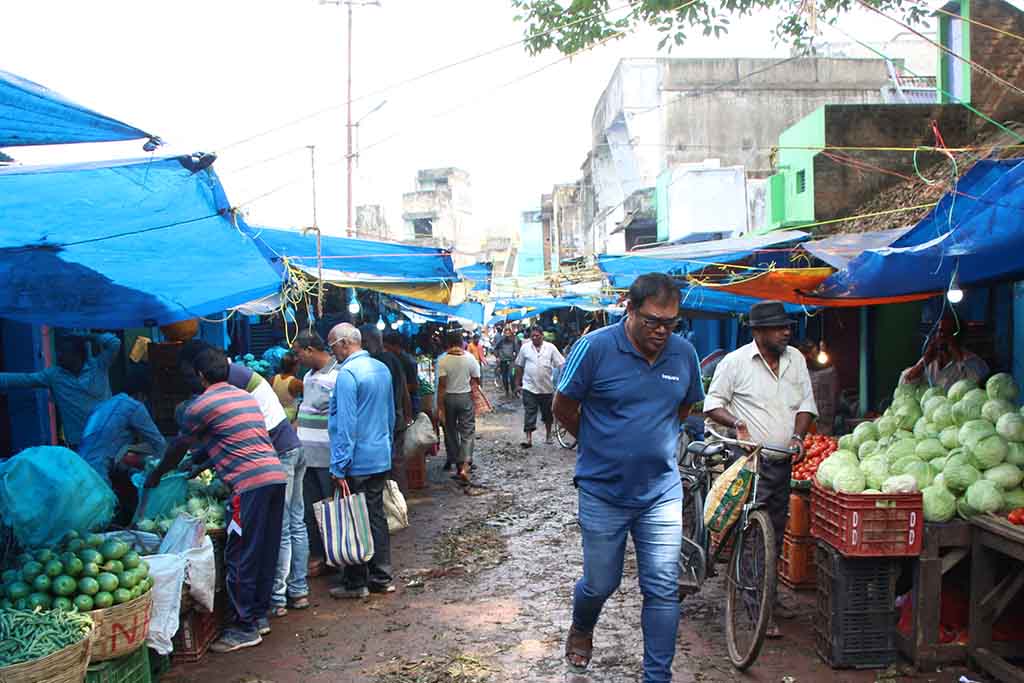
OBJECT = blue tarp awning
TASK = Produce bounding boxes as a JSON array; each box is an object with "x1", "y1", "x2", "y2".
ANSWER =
[
  {"x1": 678, "y1": 286, "x2": 805, "y2": 317},
  {"x1": 391, "y1": 297, "x2": 485, "y2": 326},
  {"x1": 816, "y1": 159, "x2": 1024, "y2": 299},
  {"x1": 0, "y1": 69, "x2": 154, "y2": 147},
  {"x1": 0, "y1": 155, "x2": 282, "y2": 328},
  {"x1": 598, "y1": 230, "x2": 809, "y2": 288},
  {"x1": 256, "y1": 228, "x2": 457, "y2": 284},
  {"x1": 802, "y1": 227, "x2": 913, "y2": 270},
  {"x1": 457, "y1": 262, "x2": 493, "y2": 292}
]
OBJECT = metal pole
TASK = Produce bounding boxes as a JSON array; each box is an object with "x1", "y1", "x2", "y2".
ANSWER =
[
  {"x1": 309, "y1": 145, "x2": 324, "y2": 321},
  {"x1": 346, "y1": 0, "x2": 354, "y2": 238}
]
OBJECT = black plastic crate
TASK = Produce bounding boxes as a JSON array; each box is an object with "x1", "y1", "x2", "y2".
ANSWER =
[{"x1": 814, "y1": 541, "x2": 899, "y2": 669}]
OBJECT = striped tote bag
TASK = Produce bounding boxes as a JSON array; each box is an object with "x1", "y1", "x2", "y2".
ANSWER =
[{"x1": 313, "y1": 480, "x2": 375, "y2": 567}]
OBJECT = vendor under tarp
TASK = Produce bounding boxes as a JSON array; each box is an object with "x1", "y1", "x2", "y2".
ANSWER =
[
  {"x1": 0, "y1": 69, "x2": 157, "y2": 148},
  {"x1": 0, "y1": 155, "x2": 282, "y2": 328},
  {"x1": 255, "y1": 227, "x2": 465, "y2": 305}
]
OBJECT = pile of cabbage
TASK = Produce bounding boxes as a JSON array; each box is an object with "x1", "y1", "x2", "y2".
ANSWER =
[
  {"x1": 135, "y1": 470, "x2": 228, "y2": 534},
  {"x1": 815, "y1": 373, "x2": 1024, "y2": 523},
  {"x1": 234, "y1": 353, "x2": 273, "y2": 378}
]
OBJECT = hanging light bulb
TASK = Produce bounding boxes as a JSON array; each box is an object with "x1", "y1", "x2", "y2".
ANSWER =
[
  {"x1": 816, "y1": 340, "x2": 830, "y2": 365},
  {"x1": 348, "y1": 297, "x2": 361, "y2": 315},
  {"x1": 376, "y1": 318, "x2": 386, "y2": 331},
  {"x1": 390, "y1": 321, "x2": 400, "y2": 330},
  {"x1": 395, "y1": 319, "x2": 405, "y2": 328},
  {"x1": 552, "y1": 315, "x2": 560, "y2": 324},
  {"x1": 946, "y1": 265, "x2": 964, "y2": 304}
]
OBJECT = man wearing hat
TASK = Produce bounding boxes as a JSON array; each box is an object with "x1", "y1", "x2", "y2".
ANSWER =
[{"x1": 703, "y1": 300, "x2": 817, "y2": 638}]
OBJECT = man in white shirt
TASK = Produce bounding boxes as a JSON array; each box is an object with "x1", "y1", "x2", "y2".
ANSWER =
[
  {"x1": 515, "y1": 325, "x2": 565, "y2": 448},
  {"x1": 704, "y1": 300, "x2": 817, "y2": 639},
  {"x1": 437, "y1": 331, "x2": 481, "y2": 483}
]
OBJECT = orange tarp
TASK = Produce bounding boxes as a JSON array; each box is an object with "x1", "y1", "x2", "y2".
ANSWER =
[{"x1": 694, "y1": 268, "x2": 939, "y2": 307}]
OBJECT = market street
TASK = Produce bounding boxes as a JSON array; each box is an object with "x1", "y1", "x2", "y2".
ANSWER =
[{"x1": 165, "y1": 378, "x2": 904, "y2": 683}]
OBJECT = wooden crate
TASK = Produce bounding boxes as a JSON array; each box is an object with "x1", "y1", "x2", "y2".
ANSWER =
[
  {"x1": 895, "y1": 521, "x2": 971, "y2": 671},
  {"x1": 968, "y1": 516, "x2": 1024, "y2": 683}
]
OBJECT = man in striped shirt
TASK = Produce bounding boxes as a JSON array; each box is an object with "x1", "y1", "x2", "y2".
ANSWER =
[{"x1": 145, "y1": 347, "x2": 286, "y2": 653}]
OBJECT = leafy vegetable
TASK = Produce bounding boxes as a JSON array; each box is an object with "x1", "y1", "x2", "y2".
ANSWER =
[
  {"x1": 939, "y1": 426, "x2": 960, "y2": 450},
  {"x1": 959, "y1": 420, "x2": 996, "y2": 452},
  {"x1": 882, "y1": 474, "x2": 919, "y2": 494},
  {"x1": 987, "y1": 372, "x2": 1020, "y2": 403},
  {"x1": 833, "y1": 466, "x2": 867, "y2": 494},
  {"x1": 968, "y1": 434, "x2": 1008, "y2": 471},
  {"x1": 983, "y1": 399, "x2": 1016, "y2": 424},
  {"x1": 945, "y1": 461, "x2": 981, "y2": 494},
  {"x1": 852, "y1": 421, "x2": 879, "y2": 450},
  {"x1": 997, "y1": 413, "x2": 1024, "y2": 443},
  {"x1": 876, "y1": 415, "x2": 898, "y2": 438},
  {"x1": 1007, "y1": 442, "x2": 1024, "y2": 467},
  {"x1": 859, "y1": 458, "x2": 891, "y2": 491},
  {"x1": 922, "y1": 485, "x2": 957, "y2": 522},
  {"x1": 904, "y1": 460, "x2": 934, "y2": 490},
  {"x1": 915, "y1": 438, "x2": 947, "y2": 461},
  {"x1": 948, "y1": 379, "x2": 978, "y2": 404},
  {"x1": 1002, "y1": 488, "x2": 1024, "y2": 511},
  {"x1": 858, "y1": 440, "x2": 879, "y2": 459},
  {"x1": 966, "y1": 479, "x2": 1004, "y2": 513},
  {"x1": 923, "y1": 396, "x2": 948, "y2": 422},
  {"x1": 983, "y1": 463, "x2": 1024, "y2": 490}
]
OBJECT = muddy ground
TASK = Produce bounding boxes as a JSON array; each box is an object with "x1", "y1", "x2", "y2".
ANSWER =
[{"x1": 165, "y1": 380, "x2": 982, "y2": 683}]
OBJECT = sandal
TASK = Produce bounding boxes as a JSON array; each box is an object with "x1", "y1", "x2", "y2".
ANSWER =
[
  {"x1": 288, "y1": 596, "x2": 310, "y2": 610},
  {"x1": 564, "y1": 625, "x2": 593, "y2": 671},
  {"x1": 269, "y1": 606, "x2": 288, "y2": 618}
]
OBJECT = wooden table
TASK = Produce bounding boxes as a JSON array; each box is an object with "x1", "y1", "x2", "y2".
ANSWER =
[
  {"x1": 896, "y1": 521, "x2": 970, "y2": 671},
  {"x1": 969, "y1": 515, "x2": 1024, "y2": 683}
]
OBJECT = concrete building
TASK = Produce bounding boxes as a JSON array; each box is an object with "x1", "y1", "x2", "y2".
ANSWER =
[
  {"x1": 354, "y1": 204, "x2": 389, "y2": 240},
  {"x1": 655, "y1": 161, "x2": 750, "y2": 242},
  {"x1": 582, "y1": 57, "x2": 894, "y2": 253},
  {"x1": 401, "y1": 168, "x2": 477, "y2": 266},
  {"x1": 759, "y1": 103, "x2": 974, "y2": 233},
  {"x1": 517, "y1": 209, "x2": 545, "y2": 278},
  {"x1": 481, "y1": 235, "x2": 516, "y2": 278}
]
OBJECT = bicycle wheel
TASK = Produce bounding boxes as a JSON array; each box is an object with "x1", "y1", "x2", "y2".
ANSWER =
[
  {"x1": 555, "y1": 421, "x2": 577, "y2": 449},
  {"x1": 678, "y1": 483, "x2": 705, "y2": 598},
  {"x1": 724, "y1": 509, "x2": 776, "y2": 671}
]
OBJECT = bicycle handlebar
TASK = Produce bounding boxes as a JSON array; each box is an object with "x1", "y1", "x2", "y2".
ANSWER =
[{"x1": 705, "y1": 426, "x2": 800, "y2": 457}]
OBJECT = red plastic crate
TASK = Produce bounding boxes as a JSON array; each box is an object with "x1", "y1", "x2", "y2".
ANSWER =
[
  {"x1": 171, "y1": 595, "x2": 225, "y2": 664},
  {"x1": 786, "y1": 491, "x2": 812, "y2": 537},
  {"x1": 810, "y1": 483, "x2": 922, "y2": 557},
  {"x1": 780, "y1": 532, "x2": 816, "y2": 590}
]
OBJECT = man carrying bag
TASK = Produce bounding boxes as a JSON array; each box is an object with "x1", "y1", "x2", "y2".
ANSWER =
[{"x1": 323, "y1": 323, "x2": 396, "y2": 599}]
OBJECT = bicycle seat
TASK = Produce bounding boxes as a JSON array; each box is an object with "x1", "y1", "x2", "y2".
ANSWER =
[{"x1": 686, "y1": 441, "x2": 725, "y2": 459}]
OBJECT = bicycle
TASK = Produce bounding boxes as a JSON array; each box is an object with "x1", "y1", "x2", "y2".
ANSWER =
[
  {"x1": 677, "y1": 426, "x2": 798, "y2": 671},
  {"x1": 554, "y1": 420, "x2": 576, "y2": 449}
]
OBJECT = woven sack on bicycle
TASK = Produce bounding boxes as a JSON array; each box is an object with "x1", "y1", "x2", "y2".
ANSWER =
[{"x1": 703, "y1": 455, "x2": 754, "y2": 534}]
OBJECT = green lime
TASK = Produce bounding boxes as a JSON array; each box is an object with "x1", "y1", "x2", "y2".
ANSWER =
[
  {"x1": 77, "y1": 576, "x2": 100, "y2": 596},
  {"x1": 121, "y1": 551, "x2": 141, "y2": 570},
  {"x1": 62, "y1": 555, "x2": 84, "y2": 578},
  {"x1": 1, "y1": 569, "x2": 19, "y2": 585},
  {"x1": 27, "y1": 593, "x2": 51, "y2": 610},
  {"x1": 35, "y1": 549, "x2": 55, "y2": 564},
  {"x1": 99, "y1": 540, "x2": 128, "y2": 561},
  {"x1": 6, "y1": 581, "x2": 30, "y2": 601},
  {"x1": 53, "y1": 596, "x2": 74, "y2": 611},
  {"x1": 86, "y1": 534, "x2": 104, "y2": 548},
  {"x1": 97, "y1": 572, "x2": 119, "y2": 593},
  {"x1": 31, "y1": 574, "x2": 50, "y2": 593},
  {"x1": 66, "y1": 539, "x2": 85, "y2": 553},
  {"x1": 64, "y1": 529, "x2": 80, "y2": 541},
  {"x1": 81, "y1": 563, "x2": 100, "y2": 578},
  {"x1": 43, "y1": 559, "x2": 63, "y2": 578},
  {"x1": 21, "y1": 561, "x2": 42, "y2": 582},
  {"x1": 113, "y1": 588, "x2": 132, "y2": 605},
  {"x1": 103, "y1": 560, "x2": 124, "y2": 575},
  {"x1": 93, "y1": 591, "x2": 114, "y2": 609},
  {"x1": 73, "y1": 594, "x2": 94, "y2": 612},
  {"x1": 52, "y1": 575, "x2": 77, "y2": 597},
  {"x1": 136, "y1": 561, "x2": 149, "y2": 580}
]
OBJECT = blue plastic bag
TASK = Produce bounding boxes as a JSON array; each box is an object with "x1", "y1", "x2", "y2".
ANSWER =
[
  {"x1": 132, "y1": 471, "x2": 189, "y2": 521},
  {"x1": 0, "y1": 446, "x2": 116, "y2": 548}
]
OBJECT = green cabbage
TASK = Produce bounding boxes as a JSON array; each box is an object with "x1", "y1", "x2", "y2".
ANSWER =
[
  {"x1": 996, "y1": 413, "x2": 1024, "y2": 443},
  {"x1": 953, "y1": 396, "x2": 986, "y2": 426},
  {"x1": 859, "y1": 457, "x2": 891, "y2": 490},
  {"x1": 858, "y1": 440, "x2": 879, "y2": 459},
  {"x1": 1002, "y1": 488, "x2": 1024, "y2": 511},
  {"x1": 957, "y1": 496, "x2": 979, "y2": 519},
  {"x1": 922, "y1": 485, "x2": 957, "y2": 522},
  {"x1": 983, "y1": 462, "x2": 1023, "y2": 490},
  {"x1": 893, "y1": 400, "x2": 923, "y2": 431},
  {"x1": 882, "y1": 474, "x2": 919, "y2": 493},
  {"x1": 945, "y1": 461, "x2": 981, "y2": 493},
  {"x1": 932, "y1": 402, "x2": 956, "y2": 429},
  {"x1": 891, "y1": 455, "x2": 923, "y2": 475},
  {"x1": 863, "y1": 488, "x2": 882, "y2": 494},
  {"x1": 933, "y1": 472, "x2": 946, "y2": 489},
  {"x1": 921, "y1": 386, "x2": 946, "y2": 405},
  {"x1": 931, "y1": 455, "x2": 950, "y2": 472},
  {"x1": 837, "y1": 434, "x2": 855, "y2": 452},
  {"x1": 915, "y1": 384, "x2": 930, "y2": 403},
  {"x1": 913, "y1": 418, "x2": 936, "y2": 440},
  {"x1": 904, "y1": 460, "x2": 935, "y2": 490},
  {"x1": 831, "y1": 450, "x2": 860, "y2": 468},
  {"x1": 852, "y1": 421, "x2": 879, "y2": 449},
  {"x1": 987, "y1": 372, "x2": 1020, "y2": 403},
  {"x1": 1007, "y1": 442, "x2": 1024, "y2": 467},
  {"x1": 833, "y1": 466, "x2": 867, "y2": 494},
  {"x1": 983, "y1": 399, "x2": 1016, "y2": 424},
  {"x1": 876, "y1": 415, "x2": 898, "y2": 438},
  {"x1": 816, "y1": 456, "x2": 843, "y2": 490},
  {"x1": 894, "y1": 384, "x2": 920, "y2": 402},
  {"x1": 968, "y1": 434, "x2": 1008, "y2": 471},
  {"x1": 966, "y1": 480, "x2": 1004, "y2": 513},
  {"x1": 923, "y1": 396, "x2": 947, "y2": 422},
  {"x1": 948, "y1": 379, "x2": 978, "y2": 404},
  {"x1": 886, "y1": 439, "x2": 918, "y2": 461},
  {"x1": 915, "y1": 438, "x2": 946, "y2": 461},
  {"x1": 959, "y1": 420, "x2": 997, "y2": 452},
  {"x1": 939, "y1": 426, "x2": 960, "y2": 451}
]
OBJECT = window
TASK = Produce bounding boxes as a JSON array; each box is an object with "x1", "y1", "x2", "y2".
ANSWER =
[
  {"x1": 412, "y1": 218, "x2": 433, "y2": 237},
  {"x1": 796, "y1": 170, "x2": 807, "y2": 194}
]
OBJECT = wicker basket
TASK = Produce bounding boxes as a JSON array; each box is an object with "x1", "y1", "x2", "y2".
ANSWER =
[
  {"x1": 0, "y1": 627, "x2": 93, "y2": 683},
  {"x1": 89, "y1": 591, "x2": 155, "y2": 662}
]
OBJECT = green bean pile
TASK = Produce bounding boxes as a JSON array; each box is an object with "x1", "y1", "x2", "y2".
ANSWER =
[{"x1": 0, "y1": 608, "x2": 92, "y2": 667}]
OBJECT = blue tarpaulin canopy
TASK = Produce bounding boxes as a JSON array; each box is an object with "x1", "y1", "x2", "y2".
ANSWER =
[
  {"x1": 488, "y1": 296, "x2": 608, "y2": 325},
  {"x1": 0, "y1": 155, "x2": 282, "y2": 328},
  {"x1": 457, "y1": 262, "x2": 493, "y2": 292},
  {"x1": 598, "y1": 230, "x2": 809, "y2": 289},
  {"x1": 678, "y1": 286, "x2": 804, "y2": 317},
  {"x1": 802, "y1": 227, "x2": 912, "y2": 270},
  {"x1": 391, "y1": 297, "x2": 485, "y2": 326},
  {"x1": 0, "y1": 69, "x2": 154, "y2": 147},
  {"x1": 256, "y1": 228, "x2": 457, "y2": 284},
  {"x1": 815, "y1": 159, "x2": 1024, "y2": 300}
]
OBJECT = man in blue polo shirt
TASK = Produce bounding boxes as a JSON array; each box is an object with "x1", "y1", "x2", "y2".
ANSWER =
[{"x1": 553, "y1": 273, "x2": 703, "y2": 683}]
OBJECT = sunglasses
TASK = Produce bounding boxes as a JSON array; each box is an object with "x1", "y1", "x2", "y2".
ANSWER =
[{"x1": 635, "y1": 311, "x2": 680, "y2": 331}]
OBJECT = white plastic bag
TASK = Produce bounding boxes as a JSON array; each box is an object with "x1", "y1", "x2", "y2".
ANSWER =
[
  {"x1": 403, "y1": 412, "x2": 438, "y2": 459},
  {"x1": 157, "y1": 514, "x2": 216, "y2": 612},
  {"x1": 384, "y1": 480, "x2": 409, "y2": 533},
  {"x1": 143, "y1": 553, "x2": 187, "y2": 655}
]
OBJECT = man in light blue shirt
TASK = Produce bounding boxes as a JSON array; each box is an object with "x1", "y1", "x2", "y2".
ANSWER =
[
  {"x1": 79, "y1": 393, "x2": 166, "y2": 524},
  {"x1": 326, "y1": 323, "x2": 395, "y2": 599},
  {"x1": 0, "y1": 332, "x2": 121, "y2": 448}
]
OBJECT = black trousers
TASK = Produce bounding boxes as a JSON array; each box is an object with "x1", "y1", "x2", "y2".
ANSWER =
[
  {"x1": 303, "y1": 466, "x2": 334, "y2": 561},
  {"x1": 753, "y1": 456, "x2": 792, "y2": 559},
  {"x1": 226, "y1": 483, "x2": 286, "y2": 632},
  {"x1": 522, "y1": 390, "x2": 553, "y2": 433},
  {"x1": 342, "y1": 472, "x2": 392, "y2": 590}
]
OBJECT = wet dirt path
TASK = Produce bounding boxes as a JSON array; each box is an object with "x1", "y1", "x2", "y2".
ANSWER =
[{"x1": 165, "y1": 379, "x2": 967, "y2": 683}]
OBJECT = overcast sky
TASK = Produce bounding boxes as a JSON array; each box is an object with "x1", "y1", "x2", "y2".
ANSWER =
[{"x1": 4, "y1": 1, "x2": 916, "y2": 241}]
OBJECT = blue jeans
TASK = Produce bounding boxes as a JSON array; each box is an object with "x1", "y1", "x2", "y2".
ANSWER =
[
  {"x1": 572, "y1": 487, "x2": 682, "y2": 683},
  {"x1": 272, "y1": 447, "x2": 309, "y2": 607}
]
